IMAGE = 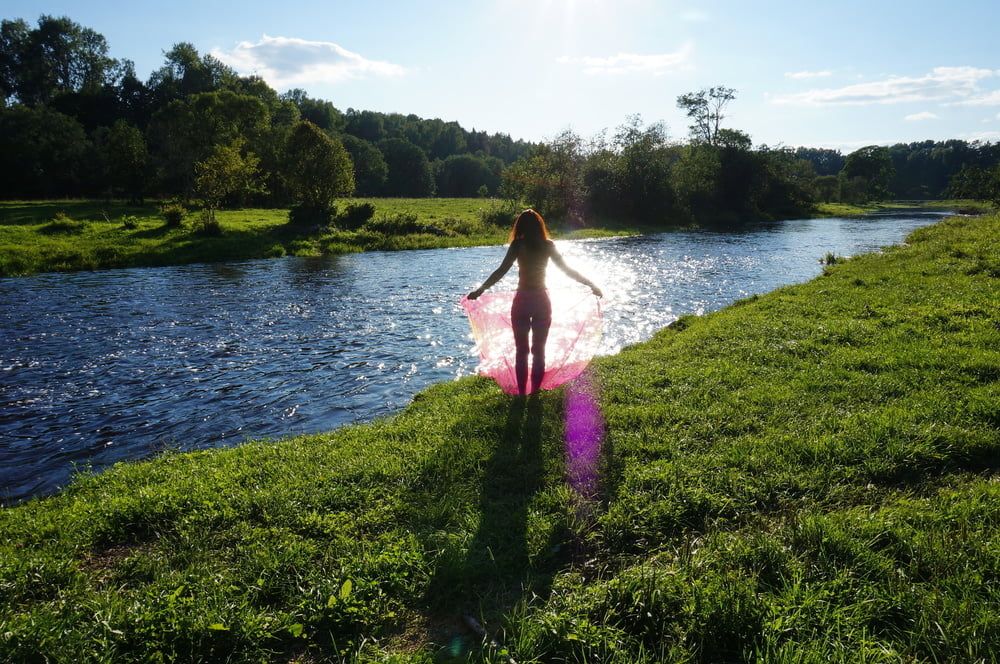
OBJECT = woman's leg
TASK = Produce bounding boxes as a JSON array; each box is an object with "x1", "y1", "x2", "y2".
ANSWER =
[
  {"x1": 511, "y1": 295, "x2": 531, "y2": 395},
  {"x1": 530, "y1": 315, "x2": 551, "y2": 393}
]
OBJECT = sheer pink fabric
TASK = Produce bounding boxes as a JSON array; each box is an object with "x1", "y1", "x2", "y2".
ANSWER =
[{"x1": 461, "y1": 290, "x2": 603, "y2": 394}]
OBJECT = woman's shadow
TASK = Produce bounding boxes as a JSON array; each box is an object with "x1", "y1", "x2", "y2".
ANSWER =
[{"x1": 421, "y1": 394, "x2": 559, "y2": 627}]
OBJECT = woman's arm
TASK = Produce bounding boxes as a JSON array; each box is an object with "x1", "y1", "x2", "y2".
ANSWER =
[
  {"x1": 467, "y1": 242, "x2": 518, "y2": 299},
  {"x1": 550, "y1": 243, "x2": 603, "y2": 297}
]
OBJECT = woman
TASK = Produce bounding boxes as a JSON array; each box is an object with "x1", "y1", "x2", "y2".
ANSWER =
[{"x1": 468, "y1": 209, "x2": 603, "y2": 395}]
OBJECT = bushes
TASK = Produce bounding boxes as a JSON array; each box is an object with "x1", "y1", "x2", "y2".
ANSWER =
[
  {"x1": 120, "y1": 215, "x2": 140, "y2": 230},
  {"x1": 337, "y1": 202, "x2": 376, "y2": 230},
  {"x1": 288, "y1": 204, "x2": 337, "y2": 227},
  {"x1": 477, "y1": 199, "x2": 519, "y2": 227},
  {"x1": 365, "y1": 212, "x2": 441, "y2": 236},
  {"x1": 160, "y1": 204, "x2": 186, "y2": 227},
  {"x1": 193, "y1": 210, "x2": 223, "y2": 236}
]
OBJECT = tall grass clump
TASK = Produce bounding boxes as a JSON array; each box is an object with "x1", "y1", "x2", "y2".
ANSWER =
[
  {"x1": 38, "y1": 211, "x2": 86, "y2": 234},
  {"x1": 160, "y1": 203, "x2": 186, "y2": 227}
]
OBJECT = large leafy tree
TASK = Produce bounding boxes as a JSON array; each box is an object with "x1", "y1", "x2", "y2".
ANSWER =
[
  {"x1": 2, "y1": 15, "x2": 116, "y2": 105},
  {"x1": 378, "y1": 138, "x2": 434, "y2": 196},
  {"x1": 501, "y1": 130, "x2": 587, "y2": 219},
  {"x1": 147, "y1": 90, "x2": 269, "y2": 196},
  {"x1": 0, "y1": 105, "x2": 89, "y2": 197},
  {"x1": 435, "y1": 153, "x2": 500, "y2": 197},
  {"x1": 341, "y1": 134, "x2": 388, "y2": 196},
  {"x1": 842, "y1": 145, "x2": 895, "y2": 201},
  {"x1": 104, "y1": 119, "x2": 148, "y2": 201},
  {"x1": 283, "y1": 120, "x2": 354, "y2": 213},
  {"x1": 281, "y1": 89, "x2": 345, "y2": 133},
  {"x1": 195, "y1": 142, "x2": 263, "y2": 218}
]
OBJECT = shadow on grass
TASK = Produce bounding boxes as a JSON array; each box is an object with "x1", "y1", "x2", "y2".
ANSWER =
[
  {"x1": 410, "y1": 394, "x2": 570, "y2": 651},
  {"x1": 0, "y1": 201, "x2": 158, "y2": 225}
]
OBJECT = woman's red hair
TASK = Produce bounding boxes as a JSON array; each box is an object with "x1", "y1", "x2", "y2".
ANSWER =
[{"x1": 509, "y1": 209, "x2": 550, "y2": 244}]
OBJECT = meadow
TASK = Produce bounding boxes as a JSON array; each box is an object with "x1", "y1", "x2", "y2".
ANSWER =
[
  {"x1": 1, "y1": 212, "x2": 996, "y2": 661},
  {"x1": 0, "y1": 199, "x2": 634, "y2": 278}
]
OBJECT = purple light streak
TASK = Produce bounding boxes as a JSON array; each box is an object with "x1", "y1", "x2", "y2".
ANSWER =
[{"x1": 563, "y1": 371, "x2": 604, "y2": 501}]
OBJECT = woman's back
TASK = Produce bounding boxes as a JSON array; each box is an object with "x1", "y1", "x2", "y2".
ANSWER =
[{"x1": 515, "y1": 239, "x2": 551, "y2": 290}]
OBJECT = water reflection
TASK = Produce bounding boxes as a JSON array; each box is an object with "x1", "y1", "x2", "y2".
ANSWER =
[{"x1": 0, "y1": 213, "x2": 944, "y2": 503}]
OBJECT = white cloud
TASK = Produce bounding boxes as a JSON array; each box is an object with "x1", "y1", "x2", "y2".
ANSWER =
[
  {"x1": 903, "y1": 111, "x2": 939, "y2": 121},
  {"x1": 557, "y1": 42, "x2": 693, "y2": 76},
  {"x1": 784, "y1": 70, "x2": 832, "y2": 80},
  {"x1": 951, "y1": 89, "x2": 1000, "y2": 106},
  {"x1": 211, "y1": 35, "x2": 406, "y2": 89},
  {"x1": 772, "y1": 66, "x2": 994, "y2": 106}
]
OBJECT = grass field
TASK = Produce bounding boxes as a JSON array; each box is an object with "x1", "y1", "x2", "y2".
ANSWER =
[
  {"x1": 1, "y1": 212, "x2": 997, "y2": 661},
  {"x1": 0, "y1": 199, "x2": 635, "y2": 278}
]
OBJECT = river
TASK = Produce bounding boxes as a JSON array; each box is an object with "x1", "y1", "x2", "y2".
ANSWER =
[{"x1": 0, "y1": 211, "x2": 951, "y2": 504}]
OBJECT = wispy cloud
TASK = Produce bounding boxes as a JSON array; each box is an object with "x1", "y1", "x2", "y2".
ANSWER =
[
  {"x1": 904, "y1": 111, "x2": 939, "y2": 121},
  {"x1": 951, "y1": 89, "x2": 1000, "y2": 106},
  {"x1": 211, "y1": 35, "x2": 406, "y2": 89},
  {"x1": 773, "y1": 66, "x2": 994, "y2": 106},
  {"x1": 784, "y1": 70, "x2": 832, "y2": 80},
  {"x1": 557, "y1": 42, "x2": 693, "y2": 76},
  {"x1": 961, "y1": 130, "x2": 1000, "y2": 142}
]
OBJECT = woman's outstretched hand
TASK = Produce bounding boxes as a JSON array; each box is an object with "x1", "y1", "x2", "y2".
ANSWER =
[
  {"x1": 467, "y1": 287, "x2": 484, "y2": 300},
  {"x1": 591, "y1": 285, "x2": 603, "y2": 298}
]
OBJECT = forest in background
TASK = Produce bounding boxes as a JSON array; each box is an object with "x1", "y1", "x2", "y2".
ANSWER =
[{"x1": 2, "y1": 15, "x2": 1000, "y2": 227}]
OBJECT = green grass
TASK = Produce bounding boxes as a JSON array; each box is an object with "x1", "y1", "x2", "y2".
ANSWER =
[
  {"x1": 1, "y1": 212, "x2": 997, "y2": 661},
  {"x1": 0, "y1": 199, "x2": 641, "y2": 278},
  {"x1": 814, "y1": 199, "x2": 991, "y2": 218}
]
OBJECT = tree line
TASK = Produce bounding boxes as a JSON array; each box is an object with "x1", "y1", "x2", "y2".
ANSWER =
[
  {"x1": 2, "y1": 15, "x2": 999, "y2": 226},
  {"x1": 0, "y1": 15, "x2": 530, "y2": 204}
]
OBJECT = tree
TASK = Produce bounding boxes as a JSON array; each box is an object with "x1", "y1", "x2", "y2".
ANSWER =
[
  {"x1": 147, "y1": 90, "x2": 269, "y2": 196},
  {"x1": 195, "y1": 142, "x2": 263, "y2": 220},
  {"x1": 794, "y1": 147, "x2": 845, "y2": 176},
  {"x1": 147, "y1": 42, "x2": 237, "y2": 104},
  {"x1": 0, "y1": 19, "x2": 29, "y2": 104},
  {"x1": 813, "y1": 174, "x2": 840, "y2": 202},
  {"x1": 344, "y1": 109, "x2": 386, "y2": 143},
  {"x1": 281, "y1": 89, "x2": 344, "y2": 133},
  {"x1": 341, "y1": 134, "x2": 388, "y2": 196},
  {"x1": 283, "y1": 120, "x2": 354, "y2": 216},
  {"x1": 671, "y1": 144, "x2": 721, "y2": 221},
  {"x1": 378, "y1": 138, "x2": 434, "y2": 196},
  {"x1": 0, "y1": 105, "x2": 89, "y2": 197},
  {"x1": 502, "y1": 130, "x2": 587, "y2": 219},
  {"x1": 104, "y1": 119, "x2": 148, "y2": 201},
  {"x1": 841, "y1": 145, "x2": 895, "y2": 201},
  {"x1": 676, "y1": 86, "x2": 736, "y2": 146},
  {"x1": 435, "y1": 153, "x2": 500, "y2": 196}
]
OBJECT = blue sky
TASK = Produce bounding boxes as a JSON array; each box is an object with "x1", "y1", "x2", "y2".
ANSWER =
[{"x1": 6, "y1": 0, "x2": 1000, "y2": 150}]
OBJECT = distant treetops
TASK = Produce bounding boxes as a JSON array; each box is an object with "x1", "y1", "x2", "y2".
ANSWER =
[{"x1": 2, "y1": 15, "x2": 997, "y2": 220}]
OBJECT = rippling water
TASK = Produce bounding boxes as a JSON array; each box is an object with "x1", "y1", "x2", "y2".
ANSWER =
[{"x1": 0, "y1": 211, "x2": 949, "y2": 503}]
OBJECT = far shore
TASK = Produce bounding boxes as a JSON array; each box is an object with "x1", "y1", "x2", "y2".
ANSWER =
[{"x1": 0, "y1": 198, "x2": 988, "y2": 278}]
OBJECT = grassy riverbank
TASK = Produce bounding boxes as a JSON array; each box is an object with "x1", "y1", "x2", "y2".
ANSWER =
[
  {"x1": 0, "y1": 199, "x2": 635, "y2": 278},
  {"x1": 3, "y1": 198, "x2": 987, "y2": 279},
  {"x1": 813, "y1": 199, "x2": 991, "y2": 218},
  {"x1": 2, "y1": 213, "x2": 997, "y2": 661}
]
